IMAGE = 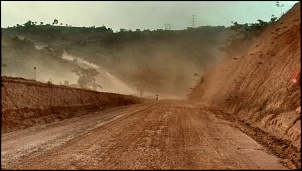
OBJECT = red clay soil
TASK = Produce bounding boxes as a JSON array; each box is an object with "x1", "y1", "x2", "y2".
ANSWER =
[
  {"x1": 209, "y1": 107, "x2": 300, "y2": 169},
  {"x1": 188, "y1": 2, "x2": 301, "y2": 164},
  {"x1": 1, "y1": 76, "x2": 144, "y2": 133},
  {"x1": 1, "y1": 3, "x2": 301, "y2": 170},
  {"x1": 1, "y1": 100, "x2": 290, "y2": 170}
]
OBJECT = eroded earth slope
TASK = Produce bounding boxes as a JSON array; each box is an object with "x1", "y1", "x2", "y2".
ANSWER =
[{"x1": 188, "y1": 1, "x2": 301, "y2": 159}]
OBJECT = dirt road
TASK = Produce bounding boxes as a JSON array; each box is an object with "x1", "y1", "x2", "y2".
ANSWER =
[{"x1": 1, "y1": 100, "x2": 288, "y2": 170}]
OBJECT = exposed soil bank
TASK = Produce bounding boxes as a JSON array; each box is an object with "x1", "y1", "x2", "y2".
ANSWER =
[
  {"x1": 1, "y1": 76, "x2": 144, "y2": 133},
  {"x1": 188, "y1": 1, "x2": 301, "y2": 158}
]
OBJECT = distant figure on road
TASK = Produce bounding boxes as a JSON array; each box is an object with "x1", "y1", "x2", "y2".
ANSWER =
[{"x1": 156, "y1": 95, "x2": 158, "y2": 100}]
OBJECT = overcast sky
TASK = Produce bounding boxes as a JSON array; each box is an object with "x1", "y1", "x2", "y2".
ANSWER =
[{"x1": 1, "y1": 1, "x2": 298, "y2": 31}]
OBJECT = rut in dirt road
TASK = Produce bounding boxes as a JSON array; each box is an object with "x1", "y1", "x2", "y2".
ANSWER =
[{"x1": 1, "y1": 100, "x2": 287, "y2": 170}]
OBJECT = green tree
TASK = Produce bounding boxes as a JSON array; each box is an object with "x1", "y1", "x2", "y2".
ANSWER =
[
  {"x1": 120, "y1": 28, "x2": 126, "y2": 32},
  {"x1": 220, "y1": 19, "x2": 269, "y2": 58},
  {"x1": 275, "y1": 1, "x2": 284, "y2": 16},
  {"x1": 23, "y1": 20, "x2": 33, "y2": 28},
  {"x1": 53, "y1": 19, "x2": 58, "y2": 26},
  {"x1": 72, "y1": 65, "x2": 101, "y2": 89},
  {"x1": 270, "y1": 15, "x2": 278, "y2": 23}
]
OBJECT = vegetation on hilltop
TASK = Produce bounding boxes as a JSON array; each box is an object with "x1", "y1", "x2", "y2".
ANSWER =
[{"x1": 2, "y1": 10, "x2": 280, "y2": 96}]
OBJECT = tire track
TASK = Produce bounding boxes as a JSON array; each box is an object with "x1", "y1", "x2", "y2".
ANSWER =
[{"x1": 2, "y1": 100, "x2": 289, "y2": 170}]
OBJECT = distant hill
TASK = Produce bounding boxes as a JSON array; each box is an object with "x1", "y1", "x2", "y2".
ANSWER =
[{"x1": 2, "y1": 19, "x2": 270, "y2": 97}]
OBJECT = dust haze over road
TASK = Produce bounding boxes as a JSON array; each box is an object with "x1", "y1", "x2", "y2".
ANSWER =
[
  {"x1": 61, "y1": 52, "x2": 137, "y2": 95},
  {"x1": 1, "y1": 100, "x2": 288, "y2": 170},
  {"x1": 1, "y1": 1, "x2": 300, "y2": 170}
]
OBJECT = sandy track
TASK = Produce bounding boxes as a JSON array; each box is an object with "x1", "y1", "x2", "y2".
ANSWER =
[{"x1": 1, "y1": 100, "x2": 287, "y2": 170}]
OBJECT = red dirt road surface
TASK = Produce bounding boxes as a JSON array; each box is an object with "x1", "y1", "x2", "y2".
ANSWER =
[{"x1": 1, "y1": 100, "x2": 288, "y2": 170}]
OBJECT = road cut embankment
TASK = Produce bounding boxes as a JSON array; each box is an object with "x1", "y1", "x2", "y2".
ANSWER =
[{"x1": 1, "y1": 76, "x2": 143, "y2": 133}]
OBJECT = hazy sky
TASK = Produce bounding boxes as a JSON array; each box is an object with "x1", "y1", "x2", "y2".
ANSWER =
[{"x1": 1, "y1": 1, "x2": 298, "y2": 31}]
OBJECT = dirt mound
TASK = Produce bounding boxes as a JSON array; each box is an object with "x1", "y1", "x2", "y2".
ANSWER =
[
  {"x1": 188, "y1": 1, "x2": 300, "y2": 154},
  {"x1": 1, "y1": 76, "x2": 144, "y2": 133}
]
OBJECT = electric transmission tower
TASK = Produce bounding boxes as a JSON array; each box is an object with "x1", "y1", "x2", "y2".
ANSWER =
[
  {"x1": 192, "y1": 15, "x2": 195, "y2": 28},
  {"x1": 164, "y1": 23, "x2": 171, "y2": 30}
]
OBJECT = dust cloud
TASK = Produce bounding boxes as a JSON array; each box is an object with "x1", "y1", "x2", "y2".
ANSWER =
[
  {"x1": 62, "y1": 52, "x2": 137, "y2": 95},
  {"x1": 2, "y1": 45, "x2": 76, "y2": 85},
  {"x1": 105, "y1": 35, "x2": 228, "y2": 99},
  {"x1": 2, "y1": 26, "x2": 231, "y2": 98}
]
